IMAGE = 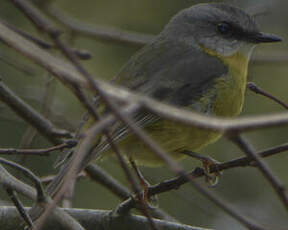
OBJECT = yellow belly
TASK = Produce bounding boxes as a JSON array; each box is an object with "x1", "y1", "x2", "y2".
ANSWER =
[
  {"x1": 116, "y1": 121, "x2": 221, "y2": 166},
  {"x1": 107, "y1": 51, "x2": 249, "y2": 166}
]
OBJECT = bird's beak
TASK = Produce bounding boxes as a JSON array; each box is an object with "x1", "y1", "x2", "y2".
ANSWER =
[{"x1": 250, "y1": 32, "x2": 282, "y2": 43}]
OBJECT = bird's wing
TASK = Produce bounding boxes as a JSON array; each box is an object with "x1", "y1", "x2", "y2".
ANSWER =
[
  {"x1": 97, "y1": 39, "x2": 227, "y2": 152},
  {"x1": 115, "y1": 39, "x2": 227, "y2": 106}
]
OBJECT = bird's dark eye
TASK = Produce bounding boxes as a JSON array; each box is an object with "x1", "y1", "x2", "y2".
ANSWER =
[{"x1": 217, "y1": 22, "x2": 232, "y2": 35}]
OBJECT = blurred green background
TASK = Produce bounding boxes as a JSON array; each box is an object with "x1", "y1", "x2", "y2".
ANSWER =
[{"x1": 0, "y1": 0, "x2": 288, "y2": 229}]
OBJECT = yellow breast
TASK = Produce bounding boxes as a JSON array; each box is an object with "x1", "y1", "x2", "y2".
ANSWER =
[{"x1": 203, "y1": 48, "x2": 250, "y2": 117}]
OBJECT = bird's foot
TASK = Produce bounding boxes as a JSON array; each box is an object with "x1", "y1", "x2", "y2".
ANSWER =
[
  {"x1": 181, "y1": 150, "x2": 221, "y2": 186},
  {"x1": 129, "y1": 158, "x2": 158, "y2": 208}
]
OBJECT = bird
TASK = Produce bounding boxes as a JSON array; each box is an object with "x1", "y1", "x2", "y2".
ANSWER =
[
  {"x1": 48, "y1": 3, "x2": 282, "y2": 198},
  {"x1": 87, "y1": 3, "x2": 282, "y2": 168}
]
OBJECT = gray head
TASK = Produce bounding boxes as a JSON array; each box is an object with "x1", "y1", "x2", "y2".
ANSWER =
[{"x1": 161, "y1": 3, "x2": 281, "y2": 57}]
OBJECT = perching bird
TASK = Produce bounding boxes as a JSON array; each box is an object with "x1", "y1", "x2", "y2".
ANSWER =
[{"x1": 89, "y1": 3, "x2": 281, "y2": 167}]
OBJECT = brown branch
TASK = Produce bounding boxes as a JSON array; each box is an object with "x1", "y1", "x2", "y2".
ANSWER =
[
  {"x1": 0, "y1": 140, "x2": 77, "y2": 156},
  {"x1": 84, "y1": 138, "x2": 285, "y2": 217},
  {"x1": 150, "y1": 142, "x2": 288, "y2": 196},
  {"x1": 85, "y1": 164, "x2": 177, "y2": 222},
  {"x1": 0, "y1": 206, "x2": 212, "y2": 230},
  {"x1": 229, "y1": 134, "x2": 288, "y2": 211},
  {"x1": 0, "y1": 78, "x2": 72, "y2": 144},
  {"x1": 40, "y1": 172, "x2": 86, "y2": 185},
  {"x1": 18, "y1": 74, "x2": 56, "y2": 166},
  {"x1": 2, "y1": 20, "x2": 92, "y2": 60},
  {"x1": 113, "y1": 141, "x2": 288, "y2": 214},
  {"x1": 46, "y1": 5, "x2": 154, "y2": 47},
  {"x1": 85, "y1": 164, "x2": 130, "y2": 199},
  {"x1": 2, "y1": 20, "x2": 288, "y2": 133},
  {"x1": 0, "y1": 158, "x2": 46, "y2": 203},
  {"x1": 6, "y1": 188, "x2": 33, "y2": 228},
  {"x1": 5, "y1": 188, "x2": 33, "y2": 229},
  {"x1": 248, "y1": 82, "x2": 288, "y2": 110},
  {"x1": 0, "y1": 51, "x2": 36, "y2": 76},
  {"x1": 0, "y1": 165, "x2": 84, "y2": 230}
]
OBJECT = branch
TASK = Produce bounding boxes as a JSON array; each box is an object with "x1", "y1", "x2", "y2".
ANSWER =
[
  {"x1": 110, "y1": 141, "x2": 288, "y2": 215},
  {"x1": 0, "y1": 140, "x2": 77, "y2": 156},
  {"x1": 0, "y1": 206, "x2": 211, "y2": 230},
  {"x1": 5, "y1": 188, "x2": 33, "y2": 229},
  {"x1": 148, "y1": 142, "x2": 288, "y2": 197},
  {"x1": 0, "y1": 51, "x2": 37, "y2": 76},
  {"x1": 2, "y1": 20, "x2": 288, "y2": 133},
  {"x1": 0, "y1": 78, "x2": 72, "y2": 144},
  {"x1": 85, "y1": 164, "x2": 177, "y2": 222},
  {"x1": 0, "y1": 157, "x2": 45, "y2": 203},
  {"x1": 248, "y1": 82, "x2": 288, "y2": 110},
  {"x1": 0, "y1": 165, "x2": 84, "y2": 230},
  {"x1": 85, "y1": 138, "x2": 288, "y2": 218},
  {"x1": 2, "y1": 20, "x2": 92, "y2": 60},
  {"x1": 46, "y1": 5, "x2": 154, "y2": 47},
  {"x1": 229, "y1": 134, "x2": 288, "y2": 210}
]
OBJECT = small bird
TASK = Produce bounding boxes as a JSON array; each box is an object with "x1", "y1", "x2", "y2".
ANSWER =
[{"x1": 91, "y1": 3, "x2": 282, "y2": 167}]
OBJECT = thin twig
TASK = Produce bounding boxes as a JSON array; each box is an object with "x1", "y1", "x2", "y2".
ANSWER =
[
  {"x1": 2, "y1": 20, "x2": 92, "y2": 60},
  {"x1": 0, "y1": 51, "x2": 36, "y2": 76},
  {"x1": 1, "y1": 206, "x2": 213, "y2": 230},
  {"x1": 248, "y1": 82, "x2": 288, "y2": 110},
  {"x1": 6, "y1": 187, "x2": 34, "y2": 229},
  {"x1": 85, "y1": 164, "x2": 130, "y2": 199},
  {"x1": 153, "y1": 143, "x2": 288, "y2": 201},
  {"x1": 114, "y1": 139, "x2": 288, "y2": 220},
  {"x1": 147, "y1": 141, "x2": 288, "y2": 197},
  {"x1": 0, "y1": 140, "x2": 77, "y2": 156},
  {"x1": 17, "y1": 74, "x2": 56, "y2": 169},
  {"x1": 0, "y1": 158, "x2": 45, "y2": 203},
  {"x1": 85, "y1": 138, "x2": 287, "y2": 216},
  {"x1": 229, "y1": 134, "x2": 288, "y2": 211},
  {"x1": 46, "y1": 5, "x2": 154, "y2": 47},
  {"x1": 0, "y1": 78, "x2": 72, "y2": 144},
  {"x1": 0, "y1": 165, "x2": 85, "y2": 230},
  {"x1": 40, "y1": 172, "x2": 86, "y2": 185},
  {"x1": 87, "y1": 163, "x2": 176, "y2": 221},
  {"x1": 211, "y1": 142, "x2": 288, "y2": 170}
]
